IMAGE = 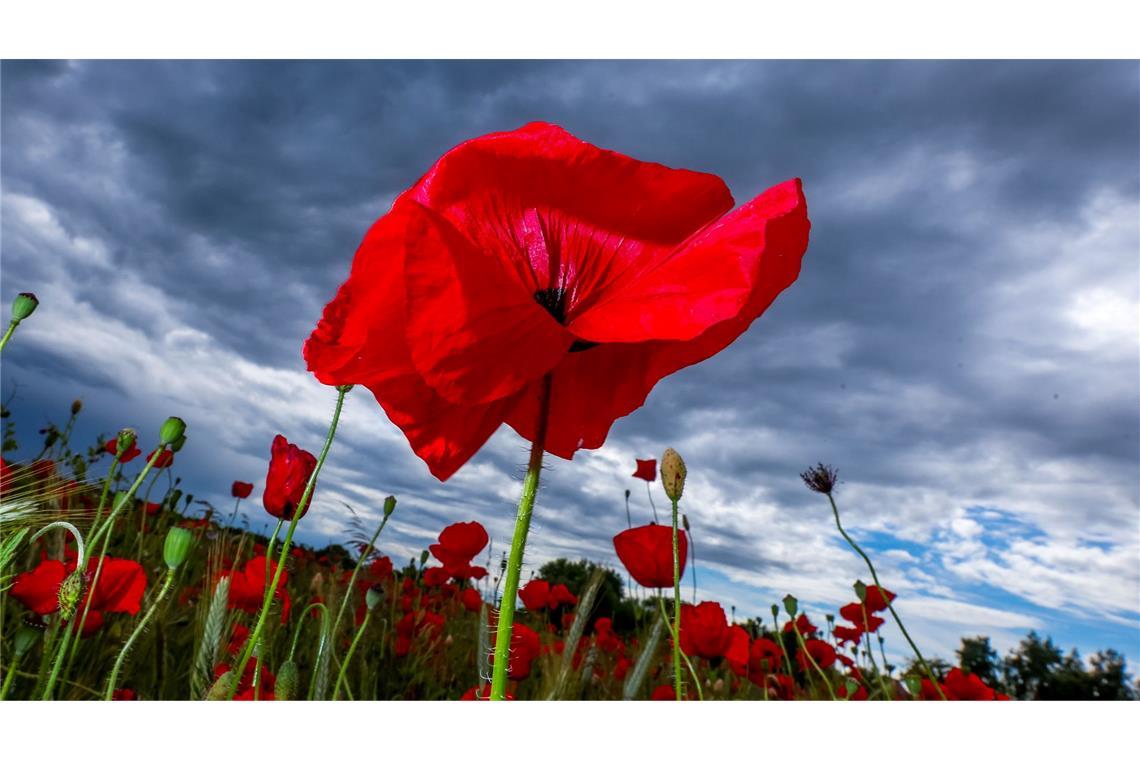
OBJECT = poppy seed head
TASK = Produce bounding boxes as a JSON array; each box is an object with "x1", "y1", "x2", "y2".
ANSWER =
[{"x1": 800, "y1": 463, "x2": 838, "y2": 495}]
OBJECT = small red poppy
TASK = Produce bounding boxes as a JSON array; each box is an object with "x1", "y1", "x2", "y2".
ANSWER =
[
  {"x1": 796, "y1": 638, "x2": 837, "y2": 672},
  {"x1": 862, "y1": 585, "x2": 896, "y2": 613},
  {"x1": 146, "y1": 448, "x2": 174, "y2": 469},
  {"x1": 942, "y1": 667, "x2": 1000, "y2": 701},
  {"x1": 104, "y1": 438, "x2": 141, "y2": 463},
  {"x1": 429, "y1": 521, "x2": 489, "y2": 574},
  {"x1": 782, "y1": 614, "x2": 818, "y2": 636},
  {"x1": 231, "y1": 481, "x2": 254, "y2": 499},
  {"x1": 304, "y1": 122, "x2": 810, "y2": 480},
  {"x1": 224, "y1": 558, "x2": 292, "y2": 622},
  {"x1": 679, "y1": 601, "x2": 732, "y2": 660},
  {"x1": 613, "y1": 524, "x2": 688, "y2": 589},
  {"x1": 651, "y1": 684, "x2": 676, "y2": 701},
  {"x1": 518, "y1": 579, "x2": 551, "y2": 611},
  {"x1": 548, "y1": 583, "x2": 577, "y2": 609},
  {"x1": 262, "y1": 434, "x2": 317, "y2": 520},
  {"x1": 460, "y1": 587, "x2": 483, "y2": 613},
  {"x1": 632, "y1": 459, "x2": 656, "y2": 482}
]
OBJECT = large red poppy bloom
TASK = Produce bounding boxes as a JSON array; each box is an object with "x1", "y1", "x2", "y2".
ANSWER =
[
  {"x1": 263, "y1": 434, "x2": 317, "y2": 520},
  {"x1": 613, "y1": 524, "x2": 688, "y2": 589},
  {"x1": 304, "y1": 122, "x2": 810, "y2": 480},
  {"x1": 10, "y1": 555, "x2": 146, "y2": 633},
  {"x1": 679, "y1": 601, "x2": 732, "y2": 660}
]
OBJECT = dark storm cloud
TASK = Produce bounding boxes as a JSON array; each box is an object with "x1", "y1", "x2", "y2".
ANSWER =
[{"x1": 2, "y1": 60, "x2": 1137, "y2": 656}]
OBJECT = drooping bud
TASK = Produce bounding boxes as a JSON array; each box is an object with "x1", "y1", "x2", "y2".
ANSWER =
[
  {"x1": 163, "y1": 526, "x2": 194, "y2": 569},
  {"x1": 365, "y1": 585, "x2": 383, "y2": 611},
  {"x1": 782, "y1": 594, "x2": 798, "y2": 618},
  {"x1": 383, "y1": 495, "x2": 397, "y2": 517},
  {"x1": 70, "y1": 399, "x2": 83, "y2": 416},
  {"x1": 158, "y1": 416, "x2": 186, "y2": 446},
  {"x1": 205, "y1": 671, "x2": 237, "y2": 700},
  {"x1": 276, "y1": 660, "x2": 299, "y2": 700},
  {"x1": 853, "y1": 580, "x2": 868, "y2": 603},
  {"x1": 11, "y1": 292, "x2": 39, "y2": 321},
  {"x1": 57, "y1": 570, "x2": 85, "y2": 621},
  {"x1": 660, "y1": 448, "x2": 687, "y2": 502},
  {"x1": 170, "y1": 434, "x2": 188, "y2": 453}
]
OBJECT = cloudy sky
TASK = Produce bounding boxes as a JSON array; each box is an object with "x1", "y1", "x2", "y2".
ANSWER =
[{"x1": 2, "y1": 60, "x2": 1137, "y2": 667}]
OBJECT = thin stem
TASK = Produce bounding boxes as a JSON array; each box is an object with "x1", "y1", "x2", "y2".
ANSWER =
[
  {"x1": 331, "y1": 514, "x2": 390, "y2": 641},
  {"x1": 333, "y1": 612, "x2": 370, "y2": 700},
  {"x1": 826, "y1": 492, "x2": 946, "y2": 700},
  {"x1": 0, "y1": 652, "x2": 23, "y2": 700},
  {"x1": 670, "y1": 496, "x2": 683, "y2": 700},
  {"x1": 0, "y1": 320, "x2": 19, "y2": 354},
  {"x1": 104, "y1": 571, "x2": 176, "y2": 699},
  {"x1": 226, "y1": 385, "x2": 350, "y2": 699},
  {"x1": 646, "y1": 481, "x2": 659, "y2": 523},
  {"x1": 41, "y1": 619, "x2": 75, "y2": 700},
  {"x1": 490, "y1": 374, "x2": 551, "y2": 701},
  {"x1": 792, "y1": 625, "x2": 837, "y2": 700}
]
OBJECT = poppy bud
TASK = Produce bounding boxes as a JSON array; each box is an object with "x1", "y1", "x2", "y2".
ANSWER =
[
  {"x1": 14, "y1": 624, "x2": 40, "y2": 658},
  {"x1": 276, "y1": 660, "x2": 299, "y2": 700},
  {"x1": 419, "y1": 549, "x2": 429, "y2": 567},
  {"x1": 159, "y1": 416, "x2": 186, "y2": 446},
  {"x1": 70, "y1": 399, "x2": 83, "y2": 416},
  {"x1": 383, "y1": 495, "x2": 397, "y2": 517},
  {"x1": 826, "y1": 613, "x2": 835, "y2": 624},
  {"x1": 335, "y1": 384, "x2": 354, "y2": 393},
  {"x1": 170, "y1": 434, "x2": 187, "y2": 453},
  {"x1": 205, "y1": 671, "x2": 237, "y2": 700},
  {"x1": 163, "y1": 526, "x2": 194, "y2": 570},
  {"x1": 682, "y1": 513, "x2": 691, "y2": 532},
  {"x1": 116, "y1": 428, "x2": 137, "y2": 454},
  {"x1": 57, "y1": 570, "x2": 85, "y2": 621},
  {"x1": 853, "y1": 580, "x2": 867, "y2": 603},
  {"x1": 166, "y1": 489, "x2": 183, "y2": 509},
  {"x1": 782, "y1": 594, "x2": 798, "y2": 617},
  {"x1": 624, "y1": 489, "x2": 631, "y2": 500},
  {"x1": 771, "y1": 603, "x2": 780, "y2": 620},
  {"x1": 11, "y1": 292, "x2": 38, "y2": 321},
  {"x1": 660, "y1": 448, "x2": 686, "y2": 502},
  {"x1": 365, "y1": 585, "x2": 383, "y2": 611}
]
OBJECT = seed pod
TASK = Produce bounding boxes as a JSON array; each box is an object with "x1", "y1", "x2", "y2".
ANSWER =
[
  {"x1": 11, "y1": 292, "x2": 38, "y2": 321},
  {"x1": 57, "y1": 571, "x2": 85, "y2": 621},
  {"x1": 383, "y1": 495, "x2": 397, "y2": 517},
  {"x1": 276, "y1": 660, "x2": 299, "y2": 700},
  {"x1": 205, "y1": 671, "x2": 237, "y2": 700},
  {"x1": 782, "y1": 594, "x2": 798, "y2": 618},
  {"x1": 170, "y1": 434, "x2": 188, "y2": 453},
  {"x1": 70, "y1": 399, "x2": 83, "y2": 415},
  {"x1": 853, "y1": 580, "x2": 867, "y2": 602},
  {"x1": 163, "y1": 526, "x2": 194, "y2": 569},
  {"x1": 158, "y1": 416, "x2": 186, "y2": 446},
  {"x1": 660, "y1": 448, "x2": 686, "y2": 502}
]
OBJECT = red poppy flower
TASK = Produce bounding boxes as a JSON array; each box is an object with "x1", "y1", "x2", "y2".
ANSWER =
[
  {"x1": 146, "y1": 448, "x2": 174, "y2": 469},
  {"x1": 460, "y1": 586, "x2": 483, "y2": 613},
  {"x1": 111, "y1": 688, "x2": 137, "y2": 701},
  {"x1": 724, "y1": 624, "x2": 750, "y2": 674},
  {"x1": 796, "y1": 638, "x2": 837, "y2": 672},
  {"x1": 262, "y1": 434, "x2": 317, "y2": 520},
  {"x1": 518, "y1": 579, "x2": 551, "y2": 611},
  {"x1": 837, "y1": 681, "x2": 868, "y2": 700},
  {"x1": 490, "y1": 622, "x2": 542, "y2": 681},
  {"x1": 104, "y1": 438, "x2": 141, "y2": 463},
  {"x1": 304, "y1": 122, "x2": 810, "y2": 480},
  {"x1": 862, "y1": 585, "x2": 896, "y2": 613},
  {"x1": 214, "y1": 659, "x2": 275, "y2": 700},
  {"x1": 364, "y1": 555, "x2": 394, "y2": 585},
  {"x1": 10, "y1": 556, "x2": 147, "y2": 630},
  {"x1": 613, "y1": 657, "x2": 632, "y2": 681},
  {"x1": 613, "y1": 524, "x2": 688, "y2": 589},
  {"x1": 679, "y1": 601, "x2": 732, "y2": 660},
  {"x1": 548, "y1": 583, "x2": 577, "y2": 609},
  {"x1": 942, "y1": 667, "x2": 999, "y2": 701},
  {"x1": 142, "y1": 501, "x2": 161, "y2": 516},
  {"x1": 423, "y1": 566, "x2": 450, "y2": 587},
  {"x1": 224, "y1": 558, "x2": 292, "y2": 622},
  {"x1": 429, "y1": 521, "x2": 489, "y2": 572},
  {"x1": 838, "y1": 601, "x2": 885, "y2": 632},
  {"x1": 783, "y1": 614, "x2": 818, "y2": 636},
  {"x1": 651, "y1": 684, "x2": 676, "y2": 701},
  {"x1": 231, "y1": 481, "x2": 254, "y2": 499},
  {"x1": 741, "y1": 638, "x2": 783, "y2": 685},
  {"x1": 632, "y1": 459, "x2": 656, "y2": 482},
  {"x1": 833, "y1": 624, "x2": 864, "y2": 645}
]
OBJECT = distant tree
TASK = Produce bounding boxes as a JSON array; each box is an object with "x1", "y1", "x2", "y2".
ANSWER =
[
  {"x1": 957, "y1": 636, "x2": 1000, "y2": 685},
  {"x1": 1087, "y1": 649, "x2": 1136, "y2": 700},
  {"x1": 1003, "y1": 631, "x2": 1063, "y2": 699}
]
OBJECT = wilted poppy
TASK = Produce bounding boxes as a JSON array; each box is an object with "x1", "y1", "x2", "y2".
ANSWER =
[
  {"x1": 231, "y1": 481, "x2": 254, "y2": 499},
  {"x1": 613, "y1": 524, "x2": 687, "y2": 589},
  {"x1": 632, "y1": 459, "x2": 656, "y2": 481},
  {"x1": 304, "y1": 122, "x2": 810, "y2": 480},
  {"x1": 262, "y1": 434, "x2": 317, "y2": 520}
]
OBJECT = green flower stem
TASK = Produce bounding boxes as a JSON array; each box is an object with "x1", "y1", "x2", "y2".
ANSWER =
[
  {"x1": 645, "y1": 481, "x2": 659, "y2": 523},
  {"x1": 791, "y1": 624, "x2": 837, "y2": 700},
  {"x1": 490, "y1": 375, "x2": 551, "y2": 701},
  {"x1": 0, "y1": 651, "x2": 23, "y2": 700},
  {"x1": 826, "y1": 492, "x2": 946, "y2": 700},
  {"x1": 860, "y1": 606, "x2": 892, "y2": 700},
  {"x1": 41, "y1": 619, "x2": 75, "y2": 700},
  {"x1": 104, "y1": 570, "x2": 176, "y2": 699},
  {"x1": 0, "y1": 320, "x2": 20, "y2": 354},
  {"x1": 91, "y1": 456, "x2": 122, "y2": 530},
  {"x1": 226, "y1": 385, "x2": 350, "y2": 700},
  {"x1": 670, "y1": 495, "x2": 683, "y2": 700},
  {"x1": 655, "y1": 595, "x2": 703, "y2": 700},
  {"x1": 331, "y1": 513, "x2": 390, "y2": 641},
  {"x1": 333, "y1": 611, "x2": 370, "y2": 700},
  {"x1": 262, "y1": 519, "x2": 284, "y2": 610},
  {"x1": 771, "y1": 611, "x2": 796, "y2": 677},
  {"x1": 290, "y1": 602, "x2": 329, "y2": 660}
]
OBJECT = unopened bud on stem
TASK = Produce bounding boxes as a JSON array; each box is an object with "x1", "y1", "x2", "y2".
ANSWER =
[{"x1": 660, "y1": 448, "x2": 687, "y2": 502}]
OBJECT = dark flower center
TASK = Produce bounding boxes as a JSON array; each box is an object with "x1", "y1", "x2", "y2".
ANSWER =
[{"x1": 533, "y1": 288, "x2": 597, "y2": 352}]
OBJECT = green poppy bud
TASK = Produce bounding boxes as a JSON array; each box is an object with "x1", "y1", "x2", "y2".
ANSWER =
[
  {"x1": 383, "y1": 495, "x2": 397, "y2": 517},
  {"x1": 276, "y1": 660, "x2": 299, "y2": 700},
  {"x1": 660, "y1": 448, "x2": 687, "y2": 502},
  {"x1": 782, "y1": 594, "x2": 798, "y2": 617},
  {"x1": 158, "y1": 416, "x2": 186, "y2": 446},
  {"x1": 71, "y1": 399, "x2": 83, "y2": 416},
  {"x1": 854, "y1": 580, "x2": 867, "y2": 602},
  {"x1": 116, "y1": 428, "x2": 137, "y2": 453},
  {"x1": 163, "y1": 526, "x2": 194, "y2": 569},
  {"x1": 419, "y1": 549, "x2": 429, "y2": 566},
  {"x1": 57, "y1": 571, "x2": 85, "y2": 621},
  {"x1": 205, "y1": 671, "x2": 237, "y2": 700},
  {"x1": 11, "y1": 292, "x2": 39, "y2": 321},
  {"x1": 771, "y1": 603, "x2": 780, "y2": 620},
  {"x1": 170, "y1": 433, "x2": 187, "y2": 452},
  {"x1": 14, "y1": 624, "x2": 41, "y2": 658}
]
